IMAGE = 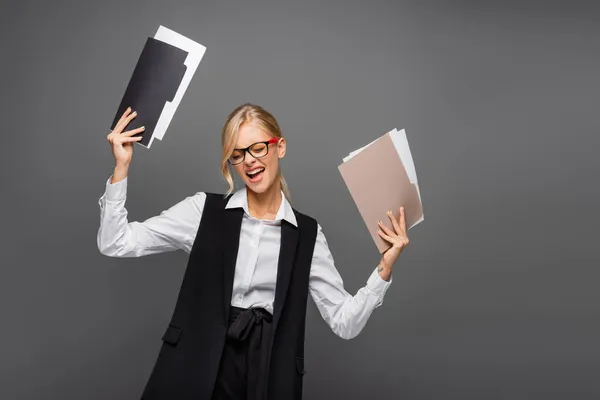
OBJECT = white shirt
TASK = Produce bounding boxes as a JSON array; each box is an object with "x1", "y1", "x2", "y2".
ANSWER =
[{"x1": 97, "y1": 175, "x2": 392, "y2": 340}]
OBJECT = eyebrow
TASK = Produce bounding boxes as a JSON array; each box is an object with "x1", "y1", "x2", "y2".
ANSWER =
[{"x1": 233, "y1": 140, "x2": 269, "y2": 150}]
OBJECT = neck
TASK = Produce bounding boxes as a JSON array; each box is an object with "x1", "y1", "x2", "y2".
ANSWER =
[{"x1": 246, "y1": 180, "x2": 283, "y2": 220}]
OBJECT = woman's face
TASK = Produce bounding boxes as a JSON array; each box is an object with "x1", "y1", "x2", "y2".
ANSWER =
[{"x1": 232, "y1": 122, "x2": 286, "y2": 194}]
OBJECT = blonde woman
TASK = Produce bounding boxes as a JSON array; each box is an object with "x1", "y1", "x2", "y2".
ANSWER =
[{"x1": 98, "y1": 103, "x2": 410, "y2": 400}]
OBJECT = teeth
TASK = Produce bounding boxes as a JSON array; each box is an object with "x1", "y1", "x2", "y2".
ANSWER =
[{"x1": 247, "y1": 168, "x2": 264, "y2": 176}]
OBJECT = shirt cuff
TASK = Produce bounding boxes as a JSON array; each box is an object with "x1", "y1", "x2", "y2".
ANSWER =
[
  {"x1": 366, "y1": 266, "x2": 393, "y2": 297},
  {"x1": 105, "y1": 174, "x2": 127, "y2": 202}
]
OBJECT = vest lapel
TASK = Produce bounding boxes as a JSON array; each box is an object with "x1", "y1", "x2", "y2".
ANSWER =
[
  {"x1": 272, "y1": 218, "x2": 299, "y2": 329},
  {"x1": 222, "y1": 207, "x2": 244, "y2": 326}
]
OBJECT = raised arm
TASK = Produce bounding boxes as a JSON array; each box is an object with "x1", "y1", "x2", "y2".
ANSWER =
[
  {"x1": 308, "y1": 224, "x2": 393, "y2": 340},
  {"x1": 97, "y1": 107, "x2": 205, "y2": 258},
  {"x1": 97, "y1": 173, "x2": 206, "y2": 257}
]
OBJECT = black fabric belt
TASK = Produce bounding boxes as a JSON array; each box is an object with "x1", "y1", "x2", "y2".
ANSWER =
[
  {"x1": 227, "y1": 306, "x2": 273, "y2": 342},
  {"x1": 212, "y1": 306, "x2": 273, "y2": 400}
]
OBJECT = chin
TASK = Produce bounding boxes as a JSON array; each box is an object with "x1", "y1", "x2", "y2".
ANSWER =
[{"x1": 245, "y1": 174, "x2": 275, "y2": 194}]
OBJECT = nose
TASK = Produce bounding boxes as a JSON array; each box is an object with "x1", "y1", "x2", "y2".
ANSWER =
[{"x1": 243, "y1": 151, "x2": 258, "y2": 166}]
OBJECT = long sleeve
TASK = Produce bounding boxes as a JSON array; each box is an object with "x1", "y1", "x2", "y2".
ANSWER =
[
  {"x1": 97, "y1": 175, "x2": 206, "y2": 257},
  {"x1": 308, "y1": 223, "x2": 392, "y2": 340}
]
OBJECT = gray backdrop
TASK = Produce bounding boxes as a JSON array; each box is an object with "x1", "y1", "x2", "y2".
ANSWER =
[{"x1": 2, "y1": 0, "x2": 599, "y2": 399}]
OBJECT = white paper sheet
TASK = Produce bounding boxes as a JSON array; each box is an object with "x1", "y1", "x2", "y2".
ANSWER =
[
  {"x1": 389, "y1": 128, "x2": 423, "y2": 223},
  {"x1": 342, "y1": 131, "x2": 388, "y2": 163}
]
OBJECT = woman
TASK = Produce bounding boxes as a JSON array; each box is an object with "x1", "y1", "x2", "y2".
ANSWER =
[{"x1": 97, "y1": 103, "x2": 409, "y2": 400}]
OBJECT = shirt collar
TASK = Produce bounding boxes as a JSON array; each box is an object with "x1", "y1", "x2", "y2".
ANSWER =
[{"x1": 225, "y1": 186, "x2": 297, "y2": 227}]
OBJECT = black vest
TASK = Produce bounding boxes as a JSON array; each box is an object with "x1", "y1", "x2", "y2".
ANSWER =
[{"x1": 141, "y1": 192, "x2": 318, "y2": 399}]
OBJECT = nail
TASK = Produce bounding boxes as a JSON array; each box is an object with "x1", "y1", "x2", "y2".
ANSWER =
[{"x1": 141, "y1": 126, "x2": 145, "y2": 130}]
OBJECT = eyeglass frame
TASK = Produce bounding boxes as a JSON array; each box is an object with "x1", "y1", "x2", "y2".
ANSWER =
[{"x1": 227, "y1": 137, "x2": 281, "y2": 165}]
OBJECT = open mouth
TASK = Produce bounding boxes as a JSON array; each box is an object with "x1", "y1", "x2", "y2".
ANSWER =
[{"x1": 246, "y1": 167, "x2": 265, "y2": 182}]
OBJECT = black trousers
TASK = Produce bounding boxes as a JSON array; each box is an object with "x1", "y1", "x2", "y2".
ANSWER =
[{"x1": 211, "y1": 306, "x2": 273, "y2": 400}]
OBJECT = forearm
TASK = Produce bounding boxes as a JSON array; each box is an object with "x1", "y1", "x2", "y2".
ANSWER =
[
  {"x1": 111, "y1": 163, "x2": 130, "y2": 184},
  {"x1": 310, "y1": 224, "x2": 393, "y2": 340},
  {"x1": 97, "y1": 172, "x2": 151, "y2": 257},
  {"x1": 97, "y1": 192, "x2": 138, "y2": 257},
  {"x1": 323, "y1": 286, "x2": 383, "y2": 340},
  {"x1": 312, "y1": 267, "x2": 392, "y2": 340},
  {"x1": 377, "y1": 263, "x2": 392, "y2": 282}
]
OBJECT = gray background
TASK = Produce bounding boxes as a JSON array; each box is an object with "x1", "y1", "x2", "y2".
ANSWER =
[{"x1": 1, "y1": 0, "x2": 599, "y2": 399}]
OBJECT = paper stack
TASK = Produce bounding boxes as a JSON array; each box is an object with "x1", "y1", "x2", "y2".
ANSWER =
[
  {"x1": 109, "y1": 25, "x2": 206, "y2": 148},
  {"x1": 338, "y1": 128, "x2": 424, "y2": 253}
]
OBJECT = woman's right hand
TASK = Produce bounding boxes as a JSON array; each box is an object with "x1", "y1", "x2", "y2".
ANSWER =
[{"x1": 107, "y1": 107, "x2": 145, "y2": 166}]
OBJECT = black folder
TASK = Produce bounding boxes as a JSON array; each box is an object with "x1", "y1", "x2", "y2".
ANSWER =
[{"x1": 110, "y1": 37, "x2": 188, "y2": 147}]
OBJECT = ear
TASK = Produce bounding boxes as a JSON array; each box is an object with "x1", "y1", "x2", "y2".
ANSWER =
[{"x1": 277, "y1": 138, "x2": 287, "y2": 159}]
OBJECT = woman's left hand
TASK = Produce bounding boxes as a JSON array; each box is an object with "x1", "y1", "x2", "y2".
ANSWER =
[{"x1": 376, "y1": 207, "x2": 410, "y2": 279}]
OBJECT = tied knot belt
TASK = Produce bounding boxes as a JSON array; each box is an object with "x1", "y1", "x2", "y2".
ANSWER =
[
  {"x1": 227, "y1": 306, "x2": 273, "y2": 342},
  {"x1": 213, "y1": 306, "x2": 274, "y2": 400}
]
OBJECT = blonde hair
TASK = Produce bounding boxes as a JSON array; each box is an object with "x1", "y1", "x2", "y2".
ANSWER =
[{"x1": 220, "y1": 103, "x2": 291, "y2": 202}]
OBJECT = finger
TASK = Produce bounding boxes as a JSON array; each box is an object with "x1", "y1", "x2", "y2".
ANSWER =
[
  {"x1": 399, "y1": 206, "x2": 407, "y2": 232},
  {"x1": 121, "y1": 126, "x2": 145, "y2": 137},
  {"x1": 115, "y1": 110, "x2": 138, "y2": 133},
  {"x1": 377, "y1": 220, "x2": 395, "y2": 237},
  {"x1": 120, "y1": 106, "x2": 132, "y2": 122},
  {"x1": 387, "y1": 209, "x2": 402, "y2": 235},
  {"x1": 121, "y1": 136, "x2": 143, "y2": 143},
  {"x1": 377, "y1": 228, "x2": 395, "y2": 244},
  {"x1": 118, "y1": 110, "x2": 137, "y2": 132},
  {"x1": 114, "y1": 107, "x2": 132, "y2": 130}
]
